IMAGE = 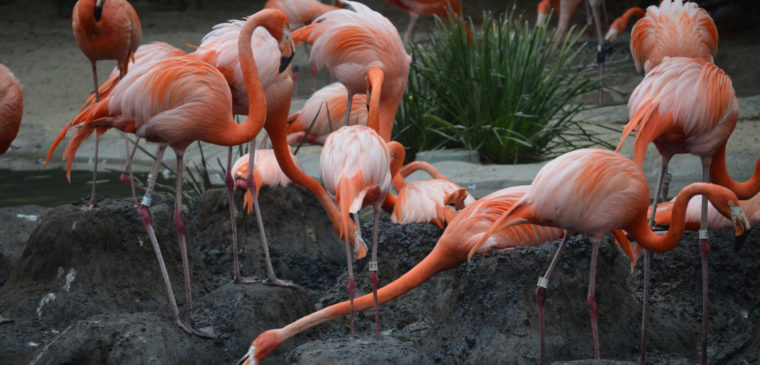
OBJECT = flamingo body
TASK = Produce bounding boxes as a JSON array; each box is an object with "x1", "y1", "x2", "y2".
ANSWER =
[
  {"x1": 391, "y1": 179, "x2": 474, "y2": 229},
  {"x1": 286, "y1": 82, "x2": 368, "y2": 145},
  {"x1": 232, "y1": 149, "x2": 301, "y2": 213},
  {"x1": 630, "y1": 0, "x2": 718, "y2": 74},
  {"x1": 0, "y1": 64, "x2": 23, "y2": 155},
  {"x1": 72, "y1": 0, "x2": 141, "y2": 78}
]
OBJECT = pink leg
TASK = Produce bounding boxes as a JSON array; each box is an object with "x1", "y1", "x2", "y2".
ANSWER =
[
  {"x1": 369, "y1": 204, "x2": 381, "y2": 339},
  {"x1": 344, "y1": 90, "x2": 354, "y2": 127},
  {"x1": 173, "y1": 150, "x2": 195, "y2": 322},
  {"x1": 225, "y1": 146, "x2": 254, "y2": 284},
  {"x1": 344, "y1": 216, "x2": 357, "y2": 338},
  {"x1": 245, "y1": 144, "x2": 293, "y2": 287},
  {"x1": 699, "y1": 163, "x2": 710, "y2": 365},
  {"x1": 120, "y1": 136, "x2": 143, "y2": 206},
  {"x1": 587, "y1": 0, "x2": 606, "y2": 105},
  {"x1": 85, "y1": 60, "x2": 100, "y2": 211},
  {"x1": 137, "y1": 146, "x2": 212, "y2": 337},
  {"x1": 537, "y1": 231, "x2": 569, "y2": 365},
  {"x1": 587, "y1": 238, "x2": 601, "y2": 359}
]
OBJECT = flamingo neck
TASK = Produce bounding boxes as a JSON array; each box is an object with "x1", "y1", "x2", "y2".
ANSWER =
[
  {"x1": 278, "y1": 246, "x2": 452, "y2": 342},
  {"x1": 627, "y1": 183, "x2": 711, "y2": 253},
  {"x1": 400, "y1": 161, "x2": 448, "y2": 181},
  {"x1": 710, "y1": 143, "x2": 760, "y2": 200}
]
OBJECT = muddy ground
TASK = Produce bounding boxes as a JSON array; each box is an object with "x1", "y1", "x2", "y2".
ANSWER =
[{"x1": 0, "y1": 187, "x2": 758, "y2": 364}]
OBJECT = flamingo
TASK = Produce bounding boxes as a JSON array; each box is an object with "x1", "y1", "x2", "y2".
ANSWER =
[
  {"x1": 0, "y1": 64, "x2": 23, "y2": 156},
  {"x1": 630, "y1": 0, "x2": 718, "y2": 74},
  {"x1": 466, "y1": 148, "x2": 749, "y2": 363},
  {"x1": 264, "y1": 0, "x2": 341, "y2": 88},
  {"x1": 286, "y1": 82, "x2": 368, "y2": 145},
  {"x1": 72, "y1": 0, "x2": 141, "y2": 209},
  {"x1": 241, "y1": 185, "x2": 605, "y2": 364},
  {"x1": 616, "y1": 56, "x2": 737, "y2": 364},
  {"x1": 383, "y1": 0, "x2": 462, "y2": 42},
  {"x1": 292, "y1": 0, "x2": 410, "y2": 142},
  {"x1": 54, "y1": 9, "x2": 291, "y2": 337},
  {"x1": 604, "y1": 7, "x2": 645, "y2": 43},
  {"x1": 319, "y1": 124, "x2": 403, "y2": 339},
  {"x1": 191, "y1": 17, "x2": 298, "y2": 286},
  {"x1": 48, "y1": 42, "x2": 186, "y2": 205},
  {"x1": 231, "y1": 148, "x2": 302, "y2": 215},
  {"x1": 709, "y1": 143, "x2": 760, "y2": 200},
  {"x1": 652, "y1": 193, "x2": 760, "y2": 236}
]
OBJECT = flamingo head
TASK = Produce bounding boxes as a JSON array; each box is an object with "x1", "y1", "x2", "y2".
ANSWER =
[
  {"x1": 94, "y1": 0, "x2": 105, "y2": 21},
  {"x1": 237, "y1": 330, "x2": 285, "y2": 365},
  {"x1": 707, "y1": 185, "x2": 751, "y2": 247}
]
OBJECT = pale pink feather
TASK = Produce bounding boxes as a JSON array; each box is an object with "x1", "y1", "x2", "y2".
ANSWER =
[
  {"x1": 288, "y1": 82, "x2": 368, "y2": 144},
  {"x1": 391, "y1": 179, "x2": 474, "y2": 225},
  {"x1": 264, "y1": 0, "x2": 338, "y2": 28},
  {"x1": 232, "y1": 148, "x2": 301, "y2": 188}
]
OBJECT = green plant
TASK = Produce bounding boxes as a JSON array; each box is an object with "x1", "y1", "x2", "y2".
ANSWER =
[{"x1": 393, "y1": 10, "x2": 614, "y2": 164}]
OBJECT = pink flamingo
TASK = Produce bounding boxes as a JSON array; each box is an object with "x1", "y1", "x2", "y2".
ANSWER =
[
  {"x1": 72, "y1": 0, "x2": 141, "y2": 209},
  {"x1": 231, "y1": 148, "x2": 302, "y2": 215},
  {"x1": 652, "y1": 193, "x2": 760, "y2": 235},
  {"x1": 468, "y1": 148, "x2": 749, "y2": 363},
  {"x1": 0, "y1": 64, "x2": 23, "y2": 156},
  {"x1": 241, "y1": 185, "x2": 602, "y2": 364},
  {"x1": 630, "y1": 0, "x2": 718, "y2": 74},
  {"x1": 292, "y1": 0, "x2": 410, "y2": 142},
  {"x1": 286, "y1": 82, "x2": 368, "y2": 145},
  {"x1": 192, "y1": 16, "x2": 298, "y2": 286},
  {"x1": 48, "y1": 42, "x2": 186, "y2": 205},
  {"x1": 54, "y1": 9, "x2": 291, "y2": 337},
  {"x1": 383, "y1": 0, "x2": 462, "y2": 41},
  {"x1": 616, "y1": 56, "x2": 737, "y2": 364},
  {"x1": 604, "y1": 7, "x2": 645, "y2": 43},
  {"x1": 320, "y1": 124, "x2": 403, "y2": 339}
]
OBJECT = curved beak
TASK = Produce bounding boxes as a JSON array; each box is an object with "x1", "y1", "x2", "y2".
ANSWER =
[
  {"x1": 731, "y1": 204, "x2": 751, "y2": 251},
  {"x1": 278, "y1": 31, "x2": 295, "y2": 74},
  {"x1": 94, "y1": 0, "x2": 105, "y2": 22}
]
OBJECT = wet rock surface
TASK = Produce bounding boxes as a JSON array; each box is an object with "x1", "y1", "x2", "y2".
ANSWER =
[{"x1": 0, "y1": 187, "x2": 758, "y2": 364}]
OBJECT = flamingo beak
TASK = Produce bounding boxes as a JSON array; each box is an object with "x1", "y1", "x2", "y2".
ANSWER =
[
  {"x1": 278, "y1": 30, "x2": 295, "y2": 74},
  {"x1": 94, "y1": 0, "x2": 105, "y2": 21},
  {"x1": 731, "y1": 203, "x2": 750, "y2": 251}
]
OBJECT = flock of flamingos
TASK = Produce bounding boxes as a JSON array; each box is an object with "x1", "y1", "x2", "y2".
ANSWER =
[{"x1": 1, "y1": 0, "x2": 760, "y2": 363}]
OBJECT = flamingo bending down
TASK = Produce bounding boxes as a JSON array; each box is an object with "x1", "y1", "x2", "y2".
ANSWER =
[
  {"x1": 72, "y1": 0, "x2": 141, "y2": 209},
  {"x1": 231, "y1": 148, "x2": 302, "y2": 214},
  {"x1": 55, "y1": 9, "x2": 291, "y2": 337},
  {"x1": 384, "y1": 0, "x2": 462, "y2": 42},
  {"x1": 49, "y1": 42, "x2": 186, "y2": 205},
  {"x1": 652, "y1": 193, "x2": 760, "y2": 235},
  {"x1": 468, "y1": 149, "x2": 749, "y2": 363},
  {"x1": 630, "y1": 0, "x2": 718, "y2": 74},
  {"x1": 192, "y1": 17, "x2": 298, "y2": 286},
  {"x1": 243, "y1": 185, "x2": 613, "y2": 364},
  {"x1": 616, "y1": 56, "x2": 737, "y2": 364},
  {"x1": 292, "y1": 0, "x2": 410, "y2": 142},
  {"x1": 709, "y1": 143, "x2": 760, "y2": 200},
  {"x1": 604, "y1": 7, "x2": 645, "y2": 43},
  {"x1": 286, "y1": 82, "x2": 368, "y2": 145},
  {"x1": 0, "y1": 64, "x2": 23, "y2": 156},
  {"x1": 320, "y1": 125, "x2": 403, "y2": 339}
]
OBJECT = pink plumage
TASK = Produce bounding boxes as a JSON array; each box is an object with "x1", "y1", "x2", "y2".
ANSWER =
[
  {"x1": 391, "y1": 179, "x2": 475, "y2": 228},
  {"x1": 231, "y1": 148, "x2": 301, "y2": 214},
  {"x1": 264, "y1": 0, "x2": 339, "y2": 28},
  {"x1": 0, "y1": 64, "x2": 23, "y2": 155},
  {"x1": 630, "y1": 0, "x2": 718, "y2": 74},
  {"x1": 654, "y1": 193, "x2": 760, "y2": 230},
  {"x1": 286, "y1": 82, "x2": 368, "y2": 145}
]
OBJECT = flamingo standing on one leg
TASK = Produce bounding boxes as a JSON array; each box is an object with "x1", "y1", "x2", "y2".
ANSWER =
[
  {"x1": 286, "y1": 82, "x2": 368, "y2": 145},
  {"x1": 467, "y1": 148, "x2": 749, "y2": 363},
  {"x1": 630, "y1": 0, "x2": 718, "y2": 74},
  {"x1": 383, "y1": 0, "x2": 462, "y2": 42},
  {"x1": 616, "y1": 57, "x2": 737, "y2": 364},
  {"x1": 55, "y1": 9, "x2": 292, "y2": 337},
  {"x1": 0, "y1": 63, "x2": 23, "y2": 325},
  {"x1": 241, "y1": 184, "x2": 643, "y2": 364},
  {"x1": 48, "y1": 42, "x2": 186, "y2": 205},
  {"x1": 72, "y1": 0, "x2": 141, "y2": 210},
  {"x1": 320, "y1": 125, "x2": 403, "y2": 339},
  {"x1": 292, "y1": 0, "x2": 410, "y2": 141},
  {"x1": 192, "y1": 17, "x2": 297, "y2": 286},
  {"x1": 603, "y1": 7, "x2": 645, "y2": 43}
]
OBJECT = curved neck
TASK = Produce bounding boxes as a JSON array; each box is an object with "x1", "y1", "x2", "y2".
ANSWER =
[
  {"x1": 614, "y1": 7, "x2": 645, "y2": 31},
  {"x1": 400, "y1": 161, "x2": 449, "y2": 181},
  {"x1": 277, "y1": 245, "x2": 453, "y2": 342},
  {"x1": 710, "y1": 142, "x2": 760, "y2": 200},
  {"x1": 627, "y1": 183, "x2": 712, "y2": 253},
  {"x1": 366, "y1": 68, "x2": 384, "y2": 139}
]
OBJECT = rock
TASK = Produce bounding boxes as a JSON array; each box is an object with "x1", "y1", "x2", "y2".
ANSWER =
[
  {"x1": 289, "y1": 337, "x2": 434, "y2": 364},
  {"x1": 0, "y1": 205, "x2": 51, "y2": 286},
  {"x1": 0, "y1": 197, "x2": 212, "y2": 329},
  {"x1": 190, "y1": 187, "x2": 347, "y2": 293},
  {"x1": 29, "y1": 312, "x2": 224, "y2": 364},
  {"x1": 193, "y1": 282, "x2": 313, "y2": 364}
]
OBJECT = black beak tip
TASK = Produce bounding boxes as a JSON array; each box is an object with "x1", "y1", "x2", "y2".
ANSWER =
[
  {"x1": 94, "y1": 7, "x2": 103, "y2": 22},
  {"x1": 279, "y1": 55, "x2": 294, "y2": 73}
]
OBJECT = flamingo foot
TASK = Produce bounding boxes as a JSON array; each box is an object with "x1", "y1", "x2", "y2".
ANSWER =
[
  {"x1": 175, "y1": 318, "x2": 216, "y2": 338},
  {"x1": 232, "y1": 275, "x2": 261, "y2": 284},
  {"x1": 263, "y1": 276, "x2": 295, "y2": 287},
  {"x1": 80, "y1": 198, "x2": 101, "y2": 211}
]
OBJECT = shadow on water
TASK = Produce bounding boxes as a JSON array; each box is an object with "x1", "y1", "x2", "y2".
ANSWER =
[{"x1": 0, "y1": 169, "x2": 150, "y2": 208}]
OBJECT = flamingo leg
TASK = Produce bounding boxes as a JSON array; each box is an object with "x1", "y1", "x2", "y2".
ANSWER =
[
  {"x1": 120, "y1": 136, "x2": 143, "y2": 206},
  {"x1": 84, "y1": 60, "x2": 100, "y2": 211},
  {"x1": 370, "y1": 204, "x2": 381, "y2": 339},
  {"x1": 172, "y1": 150, "x2": 195, "y2": 324},
  {"x1": 344, "y1": 90, "x2": 354, "y2": 127},
  {"x1": 537, "y1": 231, "x2": 570, "y2": 365},
  {"x1": 225, "y1": 146, "x2": 253, "y2": 284},
  {"x1": 587, "y1": 238, "x2": 601, "y2": 359},
  {"x1": 587, "y1": 0, "x2": 606, "y2": 105},
  {"x1": 404, "y1": 13, "x2": 419, "y2": 43},
  {"x1": 137, "y1": 146, "x2": 211, "y2": 337},
  {"x1": 699, "y1": 162, "x2": 710, "y2": 365},
  {"x1": 344, "y1": 233, "x2": 356, "y2": 338}
]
